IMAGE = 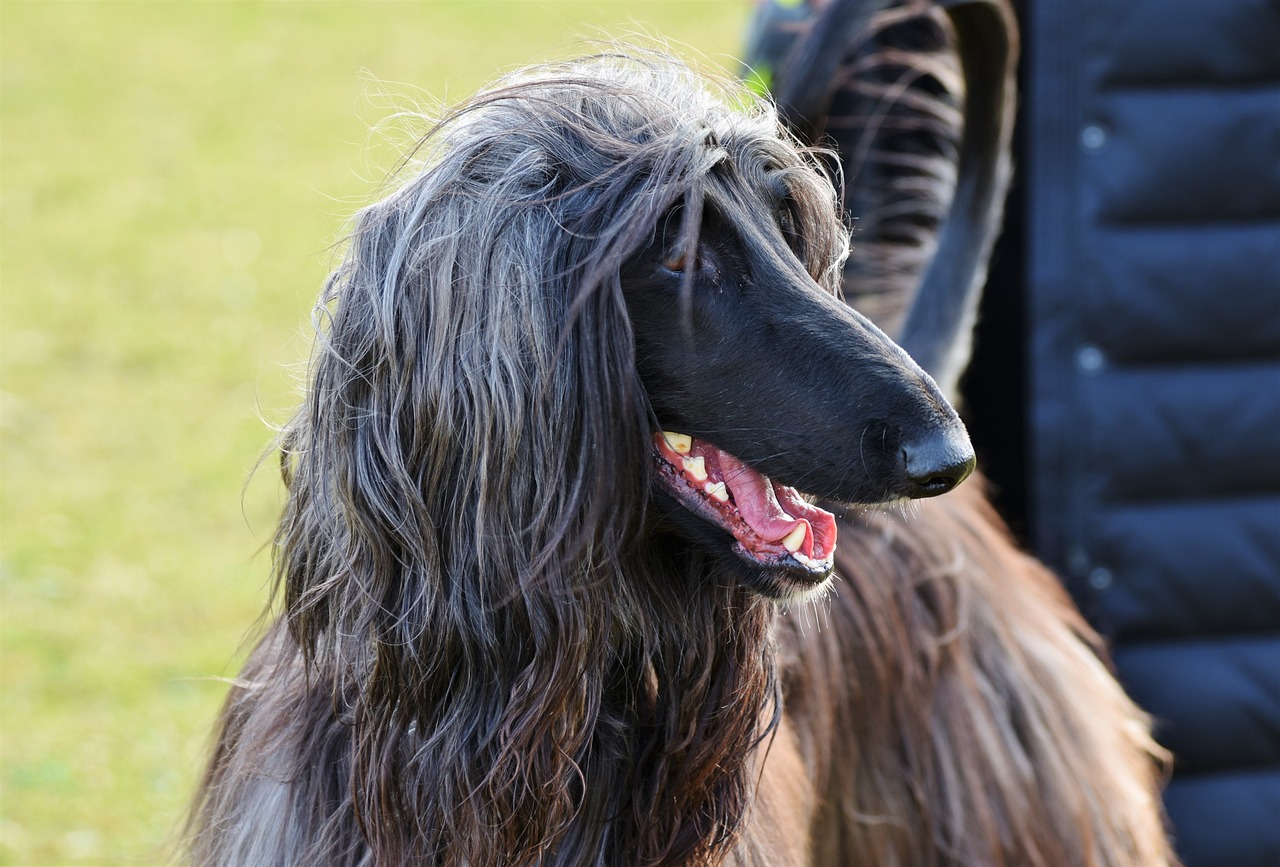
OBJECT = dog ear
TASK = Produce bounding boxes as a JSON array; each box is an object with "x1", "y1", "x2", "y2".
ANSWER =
[
  {"x1": 268, "y1": 131, "x2": 666, "y2": 859},
  {"x1": 276, "y1": 155, "x2": 660, "y2": 654}
]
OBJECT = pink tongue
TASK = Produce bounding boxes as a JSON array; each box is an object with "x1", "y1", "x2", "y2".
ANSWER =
[{"x1": 717, "y1": 452, "x2": 808, "y2": 544}]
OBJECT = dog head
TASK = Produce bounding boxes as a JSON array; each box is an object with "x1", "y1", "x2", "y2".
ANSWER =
[{"x1": 283, "y1": 52, "x2": 973, "y2": 650}]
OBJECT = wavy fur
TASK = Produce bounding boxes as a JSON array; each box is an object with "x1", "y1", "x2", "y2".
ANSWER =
[{"x1": 186, "y1": 47, "x2": 1173, "y2": 867}]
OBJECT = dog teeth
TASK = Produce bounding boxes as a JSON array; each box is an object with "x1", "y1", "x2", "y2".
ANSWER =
[
  {"x1": 781, "y1": 524, "x2": 807, "y2": 554},
  {"x1": 681, "y1": 455, "x2": 708, "y2": 482},
  {"x1": 704, "y1": 481, "x2": 729, "y2": 502},
  {"x1": 662, "y1": 432, "x2": 692, "y2": 455}
]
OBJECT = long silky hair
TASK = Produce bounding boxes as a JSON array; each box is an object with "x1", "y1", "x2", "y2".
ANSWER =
[
  {"x1": 196, "y1": 53, "x2": 848, "y2": 866},
  {"x1": 186, "y1": 40, "x2": 1176, "y2": 867}
]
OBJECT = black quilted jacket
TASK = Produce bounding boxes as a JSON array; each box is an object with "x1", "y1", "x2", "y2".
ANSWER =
[{"x1": 1012, "y1": 2, "x2": 1280, "y2": 864}]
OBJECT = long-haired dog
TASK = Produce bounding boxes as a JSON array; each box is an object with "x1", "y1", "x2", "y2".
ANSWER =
[{"x1": 186, "y1": 18, "x2": 1174, "y2": 867}]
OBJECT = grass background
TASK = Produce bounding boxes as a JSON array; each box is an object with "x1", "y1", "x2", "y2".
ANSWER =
[{"x1": 0, "y1": 2, "x2": 749, "y2": 863}]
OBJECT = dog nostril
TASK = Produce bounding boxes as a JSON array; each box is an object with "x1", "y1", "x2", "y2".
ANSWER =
[
  {"x1": 901, "y1": 430, "x2": 976, "y2": 499},
  {"x1": 914, "y1": 469, "x2": 968, "y2": 494}
]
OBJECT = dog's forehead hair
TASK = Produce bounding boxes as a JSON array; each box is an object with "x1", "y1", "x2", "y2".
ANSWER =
[
  {"x1": 673, "y1": 140, "x2": 846, "y2": 289},
  {"x1": 702, "y1": 155, "x2": 787, "y2": 213}
]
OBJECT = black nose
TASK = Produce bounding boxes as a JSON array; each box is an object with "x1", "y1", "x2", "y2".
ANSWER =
[{"x1": 901, "y1": 427, "x2": 976, "y2": 498}]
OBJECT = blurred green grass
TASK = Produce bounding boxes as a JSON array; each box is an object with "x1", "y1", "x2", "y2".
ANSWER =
[{"x1": 0, "y1": 2, "x2": 747, "y2": 862}]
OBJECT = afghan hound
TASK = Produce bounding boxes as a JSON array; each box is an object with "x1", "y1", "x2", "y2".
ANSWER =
[{"x1": 186, "y1": 22, "x2": 1174, "y2": 867}]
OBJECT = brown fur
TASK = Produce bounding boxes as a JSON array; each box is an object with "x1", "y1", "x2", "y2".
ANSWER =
[{"x1": 781, "y1": 478, "x2": 1173, "y2": 865}]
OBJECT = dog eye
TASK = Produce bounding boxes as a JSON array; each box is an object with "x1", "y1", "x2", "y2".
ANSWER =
[
  {"x1": 777, "y1": 201, "x2": 805, "y2": 260},
  {"x1": 663, "y1": 247, "x2": 700, "y2": 273}
]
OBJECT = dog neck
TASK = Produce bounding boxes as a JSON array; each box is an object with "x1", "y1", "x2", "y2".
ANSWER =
[
  {"x1": 585, "y1": 551, "x2": 779, "y2": 864},
  {"x1": 324, "y1": 540, "x2": 780, "y2": 866}
]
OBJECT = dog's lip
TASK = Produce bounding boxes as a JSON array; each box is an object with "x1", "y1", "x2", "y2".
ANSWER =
[{"x1": 651, "y1": 431, "x2": 836, "y2": 579}]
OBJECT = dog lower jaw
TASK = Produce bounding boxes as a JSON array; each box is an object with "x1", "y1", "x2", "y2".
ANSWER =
[{"x1": 733, "y1": 549, "x2": 835, "y2": 601}]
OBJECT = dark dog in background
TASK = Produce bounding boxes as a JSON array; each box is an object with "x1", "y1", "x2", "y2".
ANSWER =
[{"x1": 185, "y1": 15, "x2": 1174, "y2": 867}]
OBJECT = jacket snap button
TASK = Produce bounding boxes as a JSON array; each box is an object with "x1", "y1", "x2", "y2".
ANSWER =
[
  {"x1": 1081, "y1": 123, "x2": 1108, "y2": 151},
  {"x1": 1089, "y1": 567, "x2": 1114, "y2": 590},
  {"x1": 1076, "y1": 345, "x2": 1106, "y2": 373}
]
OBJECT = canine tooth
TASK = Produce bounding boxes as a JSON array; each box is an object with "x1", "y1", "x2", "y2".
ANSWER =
[
  {"x1": 781, "y1": 524, "x2": 807, "y2": 554},
  {"x1": 681, "y1": 455, "x2": 708, "y2": 482},
  {"x1": 705, "y1": 481, "x2": 729, "y2": 502},
  {"x1": 661, "y1": 431, "x2": 692, "y2": 454}
]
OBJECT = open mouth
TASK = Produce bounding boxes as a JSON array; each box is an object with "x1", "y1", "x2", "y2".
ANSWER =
[{"x1": 652, "y1": 431, "x2": 837, "y2": 583}]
